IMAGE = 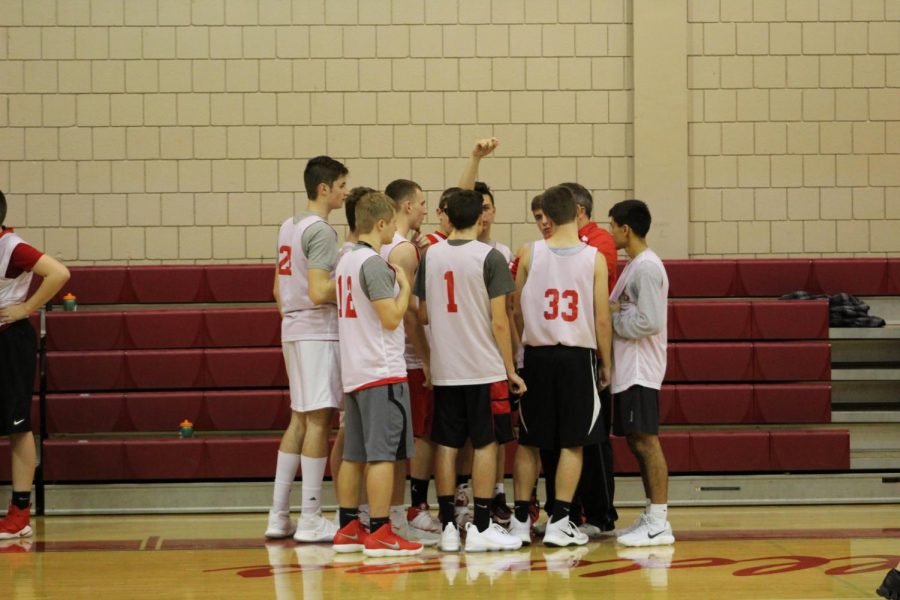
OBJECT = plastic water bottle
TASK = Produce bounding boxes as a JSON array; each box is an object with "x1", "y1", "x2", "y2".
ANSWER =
[
  {"x1": 62, "y1": 293, "x2": 77, "y2": 311},
  {"x1": 179, "y1": 420, "x2": 194, "y2": 438}
]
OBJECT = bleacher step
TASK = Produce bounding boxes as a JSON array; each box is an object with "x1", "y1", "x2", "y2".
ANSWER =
[{"x1": 831, "y1": 367, "x2": 900, "y2": 381}]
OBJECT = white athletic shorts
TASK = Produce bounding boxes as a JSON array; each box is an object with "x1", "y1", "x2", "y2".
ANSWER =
[{"x1": 282, "y1": 340, "x2": 342, "y2": 413}]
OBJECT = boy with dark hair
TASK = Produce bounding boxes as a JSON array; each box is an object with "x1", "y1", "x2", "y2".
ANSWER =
[
  {"x1": 414, "y1": 189, "x2": 524, "y2": 553},
  {"x1": 510, "y1": 185, "x2": 612, "y2": 547},
  {"x1": 607, "y1": 199, "x2": 674, "y2": 548},
  {"x1": 420, "y1": 187, "x2": 459, "y2": 248},
  {"x1": 332, "y1": 192, "x2": 422, "y2": 557},
  {"x1": 0, "y1": 189, "x2": 70, "y2": 539},
  {"x1": 266, "y1": 156, "x2": 348, "y2": 542}
]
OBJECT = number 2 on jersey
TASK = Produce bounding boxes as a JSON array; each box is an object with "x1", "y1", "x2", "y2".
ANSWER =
[
  {"x1": 337, "y1": 275, "x2": 358, "y2": 318},
  {"x1": 444, "y1": 271, "x2": 458, "y2": 313},
  {"x1": 277, "y1": 245, "x2": 292, "y2": 275},
  {"x1": 544, "y1": 289, "x2": 579, "y2": 322}
]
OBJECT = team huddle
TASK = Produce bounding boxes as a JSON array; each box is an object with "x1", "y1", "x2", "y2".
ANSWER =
[{"x1": 266, "y1": 139, "x2": 674, "y2": 557}]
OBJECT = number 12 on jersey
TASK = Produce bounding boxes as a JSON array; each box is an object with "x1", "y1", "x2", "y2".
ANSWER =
[{"x1": 337, "y1": 275, "x2": 358, "y2": 318}]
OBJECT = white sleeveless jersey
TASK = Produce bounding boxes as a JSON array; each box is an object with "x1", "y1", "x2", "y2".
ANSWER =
[
  {"x1": 423, "y1": 241, "x2": 506, "y2": 386},
  {"x1": 0, "y1": 231, "x2": 34, "y2": 309},
  {"x1": 336, "y1": 246, "x2": 407, "y2": 392},
  {"x1": 380, "y1": 232, "x2": 423, "y2": 370},
  {"x1": 520, "y1": 241, "x2": 598, "y2": 350},
  {"x1": 277, "y1": 215, "x2": 338, "y2": 342}
]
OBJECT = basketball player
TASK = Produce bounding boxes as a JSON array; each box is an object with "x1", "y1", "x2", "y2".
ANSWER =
[
  {"x1": 266, "y1": 156, "x2": 347, "y2": 543},
  {"x1": 331, "y1": 192, "x2": 422, "y2": 558},
  {"x1": 0, "y1": 190, "x2": 70, "y2": 540},
  {"x1": 607, "y1": 199, "x2": 675, "y2": 548},
  {"x1": 414, "y1": 189, "x2": 524, "y2": 553},
  {"x1": 420, "y1": 188, "x2": 458, "y2": 248},
  {"x1": 509, "y1": 185, "x2": 612, "y2": 548},
  {"x1": 381, "y1": 179, "x2": 441, "y2": 543}
]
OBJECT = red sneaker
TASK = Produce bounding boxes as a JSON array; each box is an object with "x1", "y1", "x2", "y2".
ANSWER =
[
  {"x1": 363, "y1": 523, "x2": 423, "y2": 558},
  {"x1": 332, "y1": 519, "x2": 368, "y2": 553},
  {"x1": 0, "y1": 504, "x2": 32, "y2": 540},
  {"x1": 406, "y1": 502, "x2": 441, "y2": 534}
]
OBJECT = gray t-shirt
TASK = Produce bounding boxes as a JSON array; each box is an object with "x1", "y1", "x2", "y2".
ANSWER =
[
  {"x1": 357, "y1": 247, "x2": 397, "y2": 301},
  {"x1": 413, "y1": 240, "x2": 515, "y2": 300},
  {"x1": 295, "y1": 210, "x2": 338, "y2": 271}
]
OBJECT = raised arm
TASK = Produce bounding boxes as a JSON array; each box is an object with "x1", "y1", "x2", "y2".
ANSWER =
[{"x1": 458, "y1": 137, "x2": 499, "y2": 190}]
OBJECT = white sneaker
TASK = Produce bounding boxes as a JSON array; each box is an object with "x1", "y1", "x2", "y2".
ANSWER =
[
  {"x1": 407, "y1": 503, "x2": 442, "y2": 534},
  {"x1": 617, "y1": 512, "x2": 647, "y2": 537},
  {"x1": 293, "y1": 511, "x2": 339, "y2": 543},
  {"x1": 543, "y1": 546, "x2": 589, "y2": 578},
  {"x1": 440, "y1": 522, "x2": 461, "y2": 552},
  {"x1": 265, "y1": 509, "x2": 296, "y2": 539},
  {"x1": 617, "y1": 546, "x2": 675, "y2": 588},
  {"x1": 577, "y1": 523, "x2": 611, "y2": 539},
  {"x1": 542, "y1": 517, "x2": 589, "y2": 547},
  {"x1": 616, "y1": 519, "x2": 674, "y2": 547},
  {"x1": 508, "y1": 514, "x2": 532, "y2": 546},
  {"x1": 464, "y1": 522, "x2": 523, "y2": 552},
  {"x1": 392, "y1": 519, "x2": 440, "y2": 547}
]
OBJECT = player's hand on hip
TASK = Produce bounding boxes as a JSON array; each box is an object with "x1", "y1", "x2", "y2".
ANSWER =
[
  {"x1": 507, "y1": 372, "x2": 527, "y2": 396},
  {"x1": 0, "y1": 303, "x2": 29, "y2": 325},
  {"x1": 472, "y1": 137, "x2": 499, "y2": 159}
]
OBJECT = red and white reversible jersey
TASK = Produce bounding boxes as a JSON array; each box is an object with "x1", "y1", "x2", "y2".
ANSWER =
[
  {"x1": 277, "y1": 215, "x2": 338, "y2": 342},
  {"x1": 336, "y1": 246, "x2": 407, "y2": 393},
  {"x1": 422, "y1": 241, "x2": 506, "y2": 386},
  {"x1": 380, "y1": 232, "x2": 423, "y2": 370},
  {"x1": 0, "y1": 230, "x2": 38, "y2": 309},
  {"x1": 425, "y1": 230, "x2": 448, "y2": 246},
  {"x1": 520, "y1": 241, "x2": 598, "y2": 350}
]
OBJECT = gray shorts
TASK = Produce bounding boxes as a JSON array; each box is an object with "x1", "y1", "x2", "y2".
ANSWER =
[{"x1": 343, "y1": 382, "x2": 415, "y2": 463}]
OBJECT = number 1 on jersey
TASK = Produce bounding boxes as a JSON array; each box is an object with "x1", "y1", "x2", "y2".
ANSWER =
[{"x1": 444, "y1": 271, "x2": 458, "y2": 313}]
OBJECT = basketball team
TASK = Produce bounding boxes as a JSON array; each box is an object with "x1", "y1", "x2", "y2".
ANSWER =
[{"x1": 264, "y1": 138, "x2": 673, "y2": 557}]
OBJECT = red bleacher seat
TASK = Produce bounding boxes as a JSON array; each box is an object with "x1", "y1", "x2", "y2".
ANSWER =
[
  {"x1": 43, "y1": 439, "x2": 126, "y2": 481},
  {"x1": 126, "y1": 392, "x2": 206, "y2": 432},
  {"x1": 611, "y1": 436, "x2": 640, "y2": 473},
  {"x1": 661, "y1": 433, "x2": 692, "y2": 472},
  {"x1": 205, "y1": 265, "x2": 274, "y2": 302},
  {"x1": 205, "y1": 390, "x2": 286, "y2": 430},
  {"x1": 690, "y1": 431, "x2": 770, "y2": 471},
  {"x1": 677, "y1": 384, "x2": 755, "y2": 424},
  {"x1": 754, "y1": 342, "x2": 830, "y2": 381},
  {"x1": 46, "y1": 266, "x2": 132, "y2": 304},
  {"x1": 671, "y1": 343, "x2": 755, "y2": 382},
  {"x1": 205, "y1": 437, "x2": 280, "y2": 478},
  {"x1": 769, "y1": 430, "x2": 850, "y2": 470},
  {"x1": 204, "y1": 309, "x2": 280, "y2": 348},
  {"x1": 736, "y1": 260, "x2": 812, "y2": 297},
  {"x1": 46, "y1": 393, "x2": 128, "y2": 433},
  {"x1": 125, "y1": 439, "x2": 205, "y2": 479},
  {"x1": 751, "y1": 301, "x2": 828, "y2": 340},
  {"x1": 47, "y1": 351, "x2": 127, "y2": 391},
  {"x1": 670, "y1": 302, "x2": 752, "y2": 340},
  {"x1": 130, "y1": 266, "x2": 206, "y2": 303},
  {"x1": 205, "y1": 348, "x2": 286, "y2": 388},
  {"x1": 812, "y1": 259, "x2": 887, "y2": 296},
  {"x1": 888, "y1": 259, "x2": 900, "y2": 294},
  {"x1": 126, "y1": 349, "x2": 206, "y2": 389},
  {"x1": 658, "y1": 386, "x2": 677, "y2": 423},
  {"x1": 755, "y1": 384, "x2": 831, "y2": 423},
  {"x1": 46, "y1": 312, "x2": 126, "y2": 351},
  {"x1": 125, "y1": 311, "x2": 204, "y2": 349},
  {"x1": 666, "y1": 260, "x2": 738, "y2": 297},
  {"x1": 0, "y1": 441, "x2": 10, "y2": 481}
]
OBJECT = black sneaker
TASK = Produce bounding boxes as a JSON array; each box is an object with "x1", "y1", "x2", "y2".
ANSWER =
[
  {"x1": 491, "y1": 493, "x2": 512, "y2": 527},
  {"x1": 877, "y1": 568, "x2": 900, "y2": 600}
]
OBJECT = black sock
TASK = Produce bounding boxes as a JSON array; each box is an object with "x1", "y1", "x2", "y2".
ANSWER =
[
  {"x1": 473, "y1": 497, "x2": 491, "y2": 532},
  {"x1": 551, "y1": 500, "x2": 572, "y2": 524},
  {"x1": 11, "y1": 491, "x2": 30, "y2": 510},
  {"x1": 339, "y1": 507, "x2": 359, "y2": 528},
  {"x1": 410, "y1": 477, "x2": 430, "y2": 507},
  {"x1": 456, "y1": 474, "x2": 470, "y2": 488},
  {"x1": 494, "y1": 491, "x2": 507, "y2": 504},
  {"x1": 370, "y1": 516, "x2": 390, "y2": 532},
  {"x1": 514, "y1": 500, "x2": 531, "y2": 523},
  {"x1": 438, "y1": 495, "x2": 455, "y2": 527}
]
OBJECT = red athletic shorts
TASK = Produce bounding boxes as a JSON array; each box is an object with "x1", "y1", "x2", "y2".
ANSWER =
[{"x1": 407, "y1": 368, "x2": 434, "y2": 438}]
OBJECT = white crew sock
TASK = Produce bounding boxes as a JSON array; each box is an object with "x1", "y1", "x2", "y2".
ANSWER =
[
  {"x1": 272, "y1": 451, "x2": 301, "y2": 512},
  {"x1": 494, "y1": 482, "x2": 505, "y2": 496},
  {"x1": 299, "y1": 454, "x2": 327, "y2": 515},
  {"x1": 647, "y1": 503, "x2": 668, "y2": 527}
]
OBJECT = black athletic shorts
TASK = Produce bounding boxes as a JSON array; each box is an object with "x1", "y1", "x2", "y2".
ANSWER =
[
  {"x1": 432, "y1": 383, "x2": 498, "y2": 449},
  {"x1": 489, "y1": 381, "x2": 515, "y2": 445},
  {"x1": 612, "y1": 385, "x2": 660, "y2": 436},
  {"x1": 518, "y1": 345, "x2": 603, "y2": 450},
  {"x1": 0, "y1": 320, "x2": 37, "y2": 436}
]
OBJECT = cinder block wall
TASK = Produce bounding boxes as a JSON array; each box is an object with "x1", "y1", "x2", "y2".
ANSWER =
[{"x1": 0, "y1": 0, "x2": 896, "y2": 264}]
